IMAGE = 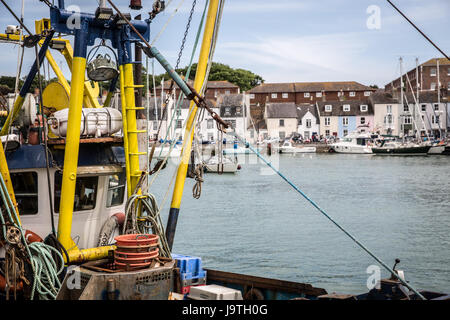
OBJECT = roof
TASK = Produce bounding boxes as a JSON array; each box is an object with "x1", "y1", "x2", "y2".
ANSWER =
[
  {"x1": 296, "y1": 103, "x2": 318, "y2": 120},
  {"x1": 248, "y1": 81, "x2": 374, "y2": 93},
  {"x1": 248, "y1": 83, "x2": 295, "y2": 93},
  {"x1": 316, "y1": 100, "x2": 373, "y2": 117},
  {"x1": 369, "y1": 92, "x2": 399, "y2": 104},
  {"x1": 265, "y1": 102, "x2": 298, "y2": 118},
  {"x1": 217, "y1": 93, "x2": 245, "y2": 107},
  {"x1": 421, "y1": 58, "x2": 450, "y2": 67},
  {"x1": 6, "y1": 145, "x2": 125, "y2": 170}
]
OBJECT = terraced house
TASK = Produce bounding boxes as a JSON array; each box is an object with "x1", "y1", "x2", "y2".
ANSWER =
[{"x1": 316, "y1": 100, "x2": 374, "y2": 138}]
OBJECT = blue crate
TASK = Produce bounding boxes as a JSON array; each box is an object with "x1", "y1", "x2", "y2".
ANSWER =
[{"x1": 172, "y1": 253, "x2": 207, "y2": 281}]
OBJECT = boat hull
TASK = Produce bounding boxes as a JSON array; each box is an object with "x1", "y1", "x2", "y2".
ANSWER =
[
  {"x1": 372, "y1": 145, "x2": 431, "y2": 155},
  {"x1": 204, "y1": 163, "x2": 238, "y2": 173},
  {"x1": 428, "y1": 145, "x2": 445, "y2": 154},
  {"x1": 330, "y1": 145, "x2": 372, "y2": 154},
  {"x1": 279, "y1": 147, "x2": 316, "y2": 154}
]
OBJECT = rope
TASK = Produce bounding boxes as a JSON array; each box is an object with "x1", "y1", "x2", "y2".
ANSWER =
[
  {"x1": 150, "y1": 0, "x2": 187, "y2": 46},
  {"x1": 228, "y1": 130, "x2": 427, "y2": 300},
  {"x1": 0, "y1": 174, "x2": 64, "y2": 300}
]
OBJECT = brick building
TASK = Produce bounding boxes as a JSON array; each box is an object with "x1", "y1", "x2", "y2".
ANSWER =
[{"x1": 385, "y1": 58, "x2": 450, "y2": 98}]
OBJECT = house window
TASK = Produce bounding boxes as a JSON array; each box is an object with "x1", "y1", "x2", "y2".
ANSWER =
[
  {"x1": 153, "y1": 121, "x2": 158, "y2": 130},
  {"x1": 404, "y1": 104, "x2": 409, "y2": 112},
  {"x1": 224, "y1": 107, "x2": 231, "y2": 116},
  {"x1": 230, "y1": 120, "x2": 236, "y2": 128},
  {"x1": 279, "y1": 131, "x2": 285, "y2": 140},
  {"x1": 207, "y1": 119, "x2": 214, "y2": 129},
  {"x1": 342, "y1": 117, "x2": 348, "y2": 126},
  {"x1": 282, "y1": 93, "x2": 288, "y2": 99},
  {"x1": 343, "y1": 104, "x2": 350, "y2": 112},
  {"x1": 430, "y1": 83, "x2": 436, "y2": 90},
  {"x1": 434, "y1": 104, "x2": 439, "y2": 111},
  {"x1": 430, "y1": 68, "x2": 436, "y2": 76},
  {"x1": 421, "y1": 104, "x2": 426, "y2": 112},
  {"x1": 279, "y1": 119, "x2": 285, "y2": 127},
  {"x1": 325, "y1": 105, "x2": 332, "y2": 112},
  {"x1": 387, "y1": 105, "x2": 392, "y2": 113},
  {"x1": 54, "y1": 173, "x2": 98, "y2": 213},
  {"x1": 404, "y1": 116, "x2": 412, "y2": 124},
  {"x1": 250, "y1": 130, "x2": 254, "y2": 138},
  {"x1": 304, "y1": 92, "x2": 310, "y2": 98},
  {"x1": 325, "y1": 129, "x2": 330, "y2": 136},
  {"x1": 324, "y1": 117, "x2": 330, "y2": 126},
  {"x1": 448, "y1": 68, "x2": 450, "y2": 76},
  {"x1": 176, "y1": 108, "x2": 182, "y2": 116},
  {"x1": 343, "y1": 129, "x2": 348, "y2": 136},
  {"x1": 338, "y1": 91, "x2": 344, "y2": 97},
  {"x1": 225, "y1": 90, "x2": 230, "y2": 95},
  {"x1": 360, "y1": 105, "x2": 368, "y2": 112},
  {"x1": 208, "y1": 133, "x2": 214, "y2": 141},
  {"x1": 271, "y1": 93, "x2": 277, "y2": 99},
  {"x1": 176, "y1": 120, "x2": 182, "y2": 129},
  {"x1": 448, "y1": 82, "x2": 450, "y2": 90},
  {"x1": 249, "y1": 93, "x2": 255, "y2": 99},
  {"x1": 106, "y1": 171, "x2": 126, "y2": 208},
  {"x1": 306, "y1": 119, "x2": 311, "y2": 128},
  {"x1": 349, "y1": 92, "x2": 356, "y2": 97},
  {"x1": 364, "y1": 91, "x2": 371, "y2": 96},
  {"x1": 236, "y1": 107, "x2": 242, "y2": 115},
  {"x1": 10, "y1": 172, "x2": 38, "y2": 215},
  {"x1": 360, "y1": 117, "x2": 366, "y2": 124},
  {"x1": 304, "y1": 131, "x2": 310, "y2": 139},
  {"x1": 316, "y1": 92, "x2": 322, "y2": 98}
]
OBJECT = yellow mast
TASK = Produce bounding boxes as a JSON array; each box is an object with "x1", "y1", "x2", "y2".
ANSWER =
[{"x1": 166, "y1": 0, "x2": 220, "y2": 250}]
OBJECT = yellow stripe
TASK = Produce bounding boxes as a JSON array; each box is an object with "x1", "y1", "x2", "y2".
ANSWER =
[
  {"x1": 57, "y1": 56, "x2": 86, "y2": 250},
  {"x1": 170, "y1": 0, "x2": 220, "y2": 209}
]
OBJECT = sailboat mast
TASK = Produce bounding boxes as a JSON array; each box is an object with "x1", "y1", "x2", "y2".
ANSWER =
[{"x1": 399, "y1": 57, "x2": 404, "y2": 138}]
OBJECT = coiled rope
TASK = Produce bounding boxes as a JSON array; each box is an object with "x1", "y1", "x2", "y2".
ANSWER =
[
  {"x1": 229, "y1": 130, "x2": 426, "y2": 300},
  {"x1": 0, "y1": 174, "x2": 64, "y2": 300}
]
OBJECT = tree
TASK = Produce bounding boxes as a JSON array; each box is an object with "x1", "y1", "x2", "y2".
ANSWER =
[{"x1": 146, "y1": 62, "x2": 264, "y2": 92}]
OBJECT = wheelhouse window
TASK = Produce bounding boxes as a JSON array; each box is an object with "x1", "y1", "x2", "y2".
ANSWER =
[
  {"x1": 54, "y1": 172, "x2": 98, "y2": 212},
  {"x1": 10, "y1": 172, "x2": 38, "y2": 215},
  {"x1": 106, "y1": 171, "x2": 126, "y2": 208}
]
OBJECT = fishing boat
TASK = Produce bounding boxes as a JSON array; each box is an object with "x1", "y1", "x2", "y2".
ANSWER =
[
  {"x1": 278, "y1": 140, "x2": 316, "y2": 154},
  {"x1": 329, "y1": 132, "x2": 373, "y2": 154},
  {"x1": 0, "y1": 0, "x2": 447, "y2": 304}
]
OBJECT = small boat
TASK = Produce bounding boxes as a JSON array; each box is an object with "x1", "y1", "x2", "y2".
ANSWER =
[
  {"x1": 278, "y1": 141, "x2": 316, "y2": 154},
  {"x1": 204, "y1": 155, "x2": 240, "y2": 173},
  {"x1": 152, "y1": 143, "x2": 182, "y2": 158},
  {"x1": 329, "y1": 132, "x2": 373, "y2": 154},
  {"x1": 223, "y1": 146, "x2": 252, "y2": 155},
  {"x1": 372, "y1": 140, "x2": 431, "y2": 155}
]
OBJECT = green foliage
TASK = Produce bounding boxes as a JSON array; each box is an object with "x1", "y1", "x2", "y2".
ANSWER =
[
  {"x1": 0, "y1": 75, "x2": 58, "y2": 94},
  {"x1": 145, "y1": 62, "x2": 264, "y2": 92}
]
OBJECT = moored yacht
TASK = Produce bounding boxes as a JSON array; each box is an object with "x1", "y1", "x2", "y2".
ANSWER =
[
  {"x1": 278, "y1": 140, "x2": 316, "y2": 154},
  {"x1": 329, "y1": 132, "x2": 373, "y2": 154}
]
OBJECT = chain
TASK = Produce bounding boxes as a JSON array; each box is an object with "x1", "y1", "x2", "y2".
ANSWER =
[{"x1": 175, "y1": 0, "x2": 197, "y2": 71}]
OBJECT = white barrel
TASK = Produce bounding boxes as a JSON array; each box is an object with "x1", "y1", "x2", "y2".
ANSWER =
[{"x1": 49, "y1": 107, "x2": 122, "y2": 138}]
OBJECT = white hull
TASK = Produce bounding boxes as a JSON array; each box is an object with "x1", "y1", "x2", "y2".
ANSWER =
[
  {"x1": 278, "y1": 146, "x2": 316, "y2": 154},
  {"x1": 330, "y1": 144, "x2": 372, "y2": 154},
  {"x1": 428, "y1": 145, "x2": 445, "y2": 154}
]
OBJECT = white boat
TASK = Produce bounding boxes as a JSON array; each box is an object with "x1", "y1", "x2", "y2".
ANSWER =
[
  {"x1": 278, "y1": 141, "x2": 316, "y2": 154},
  {"x1": 204, "y1": 155, "x2": 240, "y2": 173},
  {"x1": 152, "y1": 143, "x2": 182, "y2": 158},
  {"x1": 223, "y1": 146, "x2": 251, "y2": 155},
  {"x1": 330, "y1": 132, "x2": 373, "y2": 154}
]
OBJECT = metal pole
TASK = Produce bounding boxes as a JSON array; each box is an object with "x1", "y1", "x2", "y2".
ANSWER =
[{"x1": 166, "y1": 0, "x2": 221, "y2": 251}]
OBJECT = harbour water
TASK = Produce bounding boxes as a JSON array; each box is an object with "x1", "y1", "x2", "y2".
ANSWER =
[{"x1": 152, "y1": 153, "x2": 450, "y2": 294}]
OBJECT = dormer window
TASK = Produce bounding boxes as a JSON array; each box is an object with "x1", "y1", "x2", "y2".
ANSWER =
[
  {"x1": 236, "y1": 106, "x2": 242, "y2": 114},
  {"x1": 343, "y1": 104, "x2": 350, "y2": 112},
  {"x1": 224, "y1": 107, "x2": 231, "y2": 116},
  {"x1": 325, "y1": 104, "x2": 332, "y2": 112},
  {"x1": 349, "y1": 92, "x2": 355, "y2": 97},
  {"x1": 360, "y1": 104, "x2": 368, "y2": 112}
]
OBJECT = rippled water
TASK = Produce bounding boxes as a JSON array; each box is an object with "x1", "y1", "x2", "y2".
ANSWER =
[{"x1": 150, "y1": 153, "x2": 450, "y2": 294}]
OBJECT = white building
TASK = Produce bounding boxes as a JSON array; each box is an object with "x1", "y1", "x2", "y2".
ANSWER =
[
  {"x1": 296, "y1": 103, "x2": 320, "y2": 140},
  {"x1": 218, "y1": 93, "x2": 250, "y2": 142},
  {"x1": 264, "y1": 102, "x2": 298, "y2": 140},
  {"x1": 370, "y1": 92, "x2": 402, "y2": 136}
]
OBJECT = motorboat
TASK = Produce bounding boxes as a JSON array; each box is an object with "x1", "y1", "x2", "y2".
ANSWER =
[
  {"x1": 278, "y1": 141, "x2": 316, "y2": 154},
  {"x1": 329, "y1": 132, "x2": 372, "y2": 154},
  {"x1": 204, "y1": 155, "x2": 240, "y2": 173}
]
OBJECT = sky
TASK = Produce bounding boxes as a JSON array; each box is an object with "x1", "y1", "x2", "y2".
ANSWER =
[{"x1": 0, "y1": 0, "x2": 449, "y2": 88}]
